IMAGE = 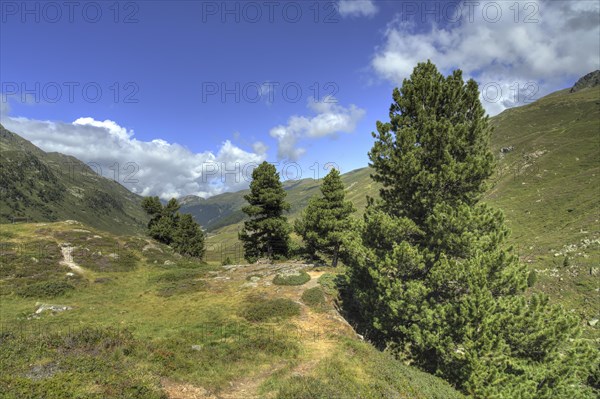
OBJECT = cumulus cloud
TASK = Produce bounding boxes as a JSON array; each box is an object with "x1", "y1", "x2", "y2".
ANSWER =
[
  {"x1": 0, "y1": 115, "x2": 265, "y2": 199},
  {"x1": 371, "y1": 0, "x2": 600, "y2": 115},
  {"x1": 338, "y1": 0, "x2": 378, "y2": 18},
  {"x1": 269, "y1": 97, "x2": 366, "y2": 160}
]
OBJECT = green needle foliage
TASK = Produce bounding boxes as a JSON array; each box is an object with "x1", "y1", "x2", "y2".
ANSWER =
[
  {"x1": 239, "y1": 161, "x2": 291, "y2": 262},
  {"x1": 142, "y1": 196, "x2": 205, "y2": 258},
  {"x1": 343, "y1": 61, "x2": 598, "y2": 398},
  {"x1": 294, "y1": 168, "x2": 355, "y2": 266}
]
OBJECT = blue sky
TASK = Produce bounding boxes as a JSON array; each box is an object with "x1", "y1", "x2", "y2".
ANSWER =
[{"x1": 1, "y1": 0, "x2": 599, "y2": 198}]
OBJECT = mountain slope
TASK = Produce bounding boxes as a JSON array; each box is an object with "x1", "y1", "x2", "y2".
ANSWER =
[{"x1": 0, "y1": 124, "x2": 148, "y2": 235}]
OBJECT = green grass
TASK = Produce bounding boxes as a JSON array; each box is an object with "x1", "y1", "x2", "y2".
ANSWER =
[
  {"x1": 273, "y1": 271, "x2": 311, "y2": 286},
  {"x1": 0, "y1": 222, "x2": 478, "y2": 398},
  {"x1": 265, "y1": 338, "x2": 464, "y2": 399},
  {"x1": 0, "y1": 327, "x2": 165, "y2": 399}
]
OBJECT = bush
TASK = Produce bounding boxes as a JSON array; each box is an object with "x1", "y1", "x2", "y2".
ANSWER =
[
  {"x1": 16, "y1": 281, "x2": 75, "y2": 298},
  {"x1": 240, "y1": 297, "x2": 301, "y2": 322},
  {"x1": 273, "y1": 271, "x2": 310, "y2": 286},
  {"x1": 527, "y1": 270, "x2": 537, "y2": 287},
  {"x1": 301, "y1": 287, "x2": 327, "y2": 311}
]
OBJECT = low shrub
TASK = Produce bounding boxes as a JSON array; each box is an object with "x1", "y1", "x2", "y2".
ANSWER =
[
  {"x1": 16, "y1": 280, "x2": 75, "y2": 298},
  {"x1": 273, "y1": 271, "x2": 310, "y2": 286},
  {"x1": 527, "y1": 270, "x2": 537, "y2": 287},
  {"x1": 301, "y1": 287, "x2": 327, "y2": 312},
  {"x1": 156, "y1": 280, "x2": 206, "y2": 297},
  {"x1": 240, "y1": 297, "x2": 301, "y2": 322}
]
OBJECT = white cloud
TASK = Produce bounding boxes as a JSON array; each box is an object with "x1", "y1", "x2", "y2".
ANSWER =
[
  {"x1": 371, "y1": 0, "x2": 600, "y2": 115},
  {"x1": 252, "y1": 141, "x2": 268, "y2": 155},
  {"x1": 338, "y1": 0, "x2": 378, "y2": 18},
  {"x1": 0, "y1": 115, "x2": 265, "y2": 199},
  {"x1": 269, "y1": 97, "x2": 366, "y2": 160}
]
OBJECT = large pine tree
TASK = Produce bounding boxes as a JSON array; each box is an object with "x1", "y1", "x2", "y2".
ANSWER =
[
  {"x1": 294, "y1": 168, "x2": 355, "y2": 266},
  {"x1": 343, "y1": 61, "x2": 597, "y2": 398},
  {"x1": 239, "y1": 161, "x2": 291, "y2": 261}
]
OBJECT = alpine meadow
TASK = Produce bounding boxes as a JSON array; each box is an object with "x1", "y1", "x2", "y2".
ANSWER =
[{"x1": 1, "y1": 1, "x2": 599, "y2": 398}]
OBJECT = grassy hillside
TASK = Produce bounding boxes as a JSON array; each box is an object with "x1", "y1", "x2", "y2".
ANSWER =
[
  {"x1": 0, "y1": 124, "x2": 148, "y2": 235},
  {"x1": 0, "y1": 221, "x2": 463, "y2": 398},
  {"x1": 485, "y1": 86, "x2": 600, "y2": 325}
]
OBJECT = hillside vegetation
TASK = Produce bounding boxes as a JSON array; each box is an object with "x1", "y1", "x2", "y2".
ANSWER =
[{"x1": 0, "y1": 221, "x2": 463, "y2": 398}]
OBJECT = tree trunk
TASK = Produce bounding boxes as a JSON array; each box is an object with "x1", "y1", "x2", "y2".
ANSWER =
[{"x1": 332, "y1": 243, "x2": 340, "y2": 267}]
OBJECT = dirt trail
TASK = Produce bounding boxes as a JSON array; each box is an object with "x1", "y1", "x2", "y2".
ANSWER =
[
  {"x1": 162, "y1": 263, "x2": 356, "y2": 399},
  {"x1": 59, "y1": 245, "x2": 85, "y2": 275}
]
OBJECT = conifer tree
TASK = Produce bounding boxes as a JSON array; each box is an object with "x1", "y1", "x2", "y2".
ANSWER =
[
  {"x1": 343, "y1": 61, "x2": 597, "y2": 397},
  {"x1": 239, "y1": 161, "x2": 290, "y2": 261},
  {"x1": 141, "y1": 197, "x2": 205, "y2": 258},
  {"x1": 294, "y1": 168, "x2": 355, "y2": 266},
  {"x1": 141, "y1": 196, "x2": 162, "y2": 227},
  {"x1": 173, "y1": 213, "x2": 205, "y2": 258},
  {"x1": 148, "y1": 198, "x2": 180, "y2": 244}
]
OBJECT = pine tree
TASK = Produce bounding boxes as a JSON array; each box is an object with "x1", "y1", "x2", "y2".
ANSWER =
[
  {"x1": 294, "y1": 168, "x2": 355, "y2": 266},
  {"x1": 147, "y1": 198, "x2": 180, "y2": 244},
  {"x1": 141, "y1": 197, "x2": 205, "y2": 259},
  {"x1": 343, "y1": 61, "x2": 597, "y2": 397},
  {"x1": 141, "y1": 196, "x2": 162, "y2": 228},
  {"x1": 239, "y1": 161, "x2": 291, "y2": 262},
  {"x1": 173, "y1": 213, "x2": 205, "y2": 258}
]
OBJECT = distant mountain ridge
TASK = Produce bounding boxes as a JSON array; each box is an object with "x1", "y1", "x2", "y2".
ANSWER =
[{"x1": 0, "y1": 124, "x2": 148, "y2": 235}]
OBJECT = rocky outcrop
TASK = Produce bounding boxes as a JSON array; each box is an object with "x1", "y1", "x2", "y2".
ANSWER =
[{"x1": 570, "y1": 70, "x2": 600, "y2": 93}]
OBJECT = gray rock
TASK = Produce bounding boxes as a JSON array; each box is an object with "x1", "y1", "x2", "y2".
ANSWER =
[
  {"x1": 500, "y1": 146, "x2": 514, "y2": 154},
  {"x1": 164, "y1": 260, "x2": 175, "y2": 266},
  {"x1": 35, "y1": 303, "x2": 73, "y2": 315},
  {"x1": 588, "y1": 319, "x2": 599, "y2": 327},
  {"x1": 191, "y1": 344, "x2": 203, "y2": 351}
]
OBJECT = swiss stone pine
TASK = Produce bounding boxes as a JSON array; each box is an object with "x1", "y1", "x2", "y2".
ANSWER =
[{"x1": 343, "y1": 61, "x2": 598, "y2": 398}]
